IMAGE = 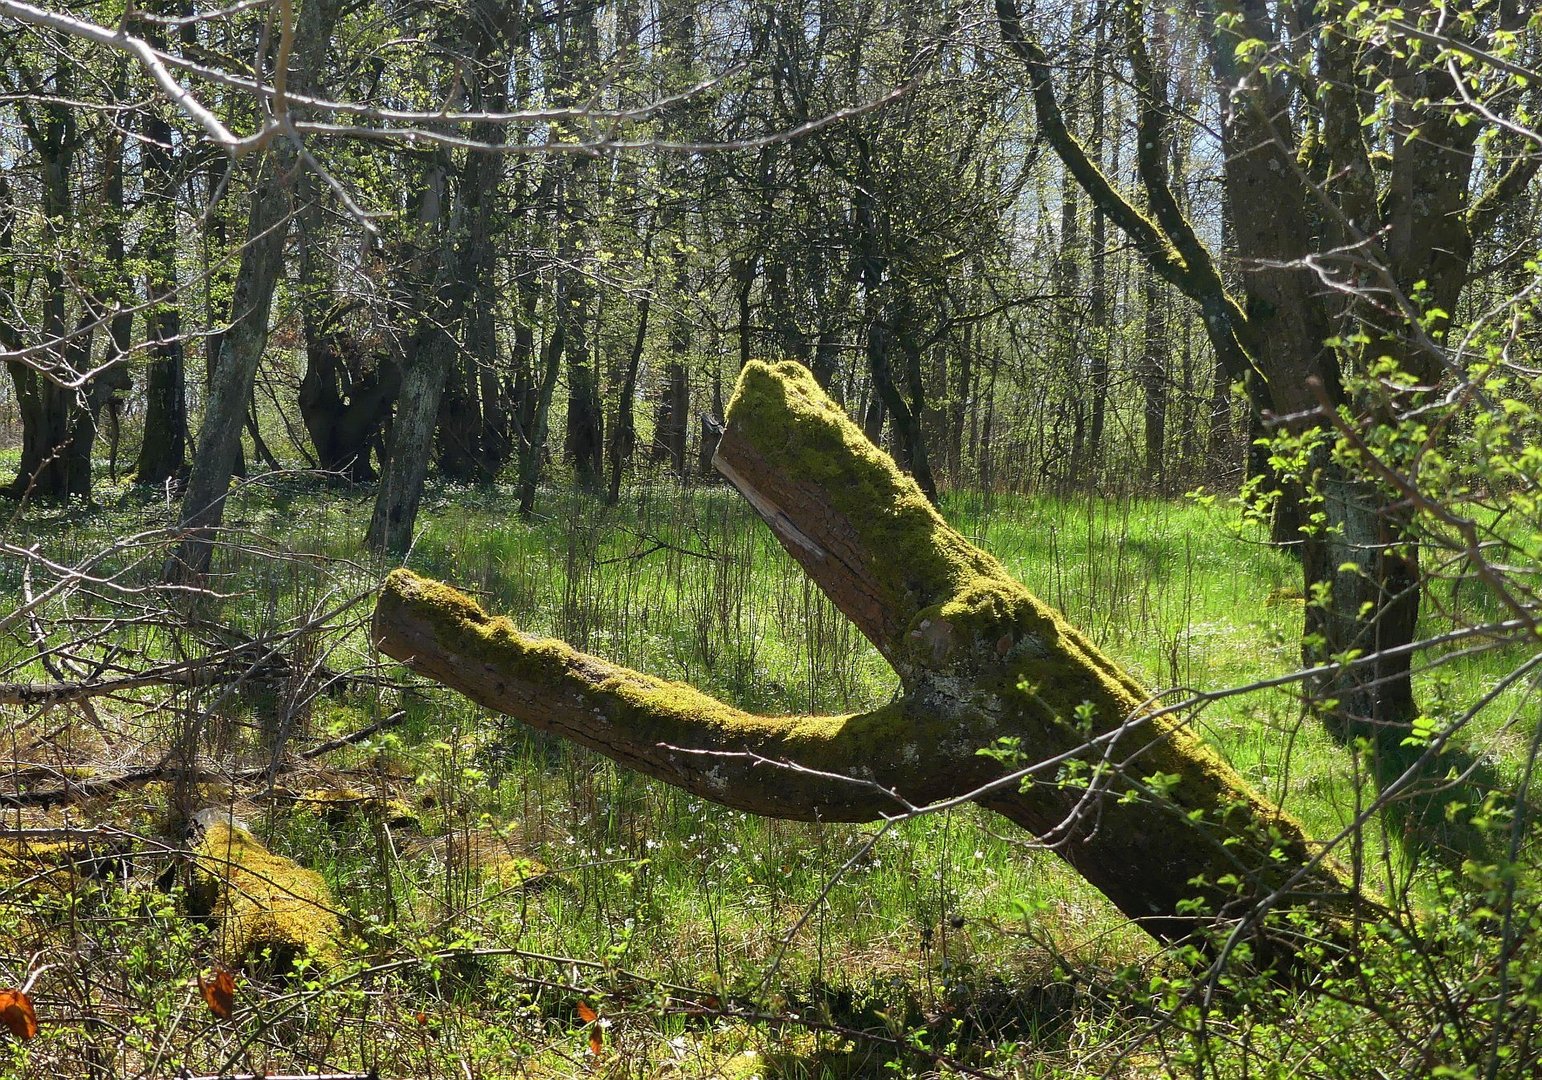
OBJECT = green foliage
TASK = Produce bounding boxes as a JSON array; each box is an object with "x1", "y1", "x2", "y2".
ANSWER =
[{"x1": 4, "y1": 479, "x2": 1539, "y2": 1075}]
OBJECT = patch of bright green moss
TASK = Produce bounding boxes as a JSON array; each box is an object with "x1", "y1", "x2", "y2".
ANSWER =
[{"x1": 191, "y1": 821, "x2": 342, "y2": 971}]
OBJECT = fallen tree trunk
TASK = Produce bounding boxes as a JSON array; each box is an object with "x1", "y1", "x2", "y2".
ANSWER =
[
  {"x1": 373, "y1": 360, "x2": 1371, "y2": 960},
  {"x1": 187, "y1": 809, "x2": 342, "y2": 973}
]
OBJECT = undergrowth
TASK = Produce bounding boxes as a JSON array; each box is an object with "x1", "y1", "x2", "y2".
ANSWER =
[{"x1": 2, "y1": 478, "x2": 1537, "y2": 1077}]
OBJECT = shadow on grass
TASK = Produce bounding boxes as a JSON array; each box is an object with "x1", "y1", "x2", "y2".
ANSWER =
[{"x1": 1370, "y1": 737, "x2": 1525, "y2": 869}]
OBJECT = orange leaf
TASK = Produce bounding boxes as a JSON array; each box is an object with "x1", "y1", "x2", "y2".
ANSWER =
[
  {"x1": 0, "y1": 989, "x2": 38, "y2": 1041},
  {"x1": 589, "y1": 1026, "x2": 604, "y2": 1057},
  {"x1": 199, "y1": 967, "x2": 236, "y2": 1020},
  {"x1": 576, "y1": 1001, "x2": 598, "y2": 1024},
  {"x1": 415, "y1": 1011, "x2": 429, "y2": 1027}
]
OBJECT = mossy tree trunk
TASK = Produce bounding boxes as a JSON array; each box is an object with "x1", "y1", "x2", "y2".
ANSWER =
[{"x1": 373, "y1": 360, "x2": 1370, "y2": 961}]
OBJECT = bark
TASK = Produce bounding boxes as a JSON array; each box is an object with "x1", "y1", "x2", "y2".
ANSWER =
[
  {"x1": 136, "y1": 100, "x2": 188, "y2": 487},
  {"x1": 375, "y1": 360, "x2": 1373, "y2": 963},
  {"x1": 562, "y1": 279, "x2": 603, "y2": 490},
  {"x1": 607, "y1": 292, "x2": 650, "y2": 505},
  {"x1": 168, "y1": 0, "x2": 343, "y2": 577},
  {"x1": 1140, "y1": 271, "x2": 1168, "y2": 494},
  {"x1": 367, "y1": 161, "x2": 463, "y2": 555}
]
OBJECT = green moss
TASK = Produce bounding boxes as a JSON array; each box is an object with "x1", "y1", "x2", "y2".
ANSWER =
[
  {"x1": 191, "y1": 821, "x2": 342, "y2": 972},
  {"x1": 481, "y1": 853, "x2": 562, "y2": 893},
  {"x1": 724, "y1": 362, "x2": 1005, "y2": 643},
  {"x1": 300, "y1": 787, "x2": 419, "y2": 828},
  {"x1": 0, "y1": 837, "x2": 89, "y2": 899}
]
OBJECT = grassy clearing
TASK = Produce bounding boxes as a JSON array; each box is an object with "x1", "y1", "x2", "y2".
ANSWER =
[{"x1": 2, "y1": 478, "x2": 1537, "y2": 1077}]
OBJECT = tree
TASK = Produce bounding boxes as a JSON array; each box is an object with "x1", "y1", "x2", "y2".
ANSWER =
[
  {"x1": 132, "y1": 3, "x2": 191, "y2": 489},
  {"x1": 374, "y1": 360, "x2": 1373, "y2": 964},
  {"x1": 168, "y1": 0, "x2": 345, "y2": 577},
  {"x1": 995, "y1": 0, "x2": 1542, "y2": 791},
  {"x1": 0, "y1": 26, "x2": 132, "y2": 503}
]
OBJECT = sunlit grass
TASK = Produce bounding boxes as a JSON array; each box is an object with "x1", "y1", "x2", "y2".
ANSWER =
[{"x1": 4, "y1": 476, "x2": 1537, "y2": 1076}]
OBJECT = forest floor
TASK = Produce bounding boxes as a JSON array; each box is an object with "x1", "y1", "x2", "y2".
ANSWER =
[{"x1": 1, "y1": 478, "x2": 1535, "y2": 1078}]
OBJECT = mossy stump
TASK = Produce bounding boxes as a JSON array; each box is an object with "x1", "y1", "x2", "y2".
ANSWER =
[
  {"x1": 373, "y1": 360, "x2": 1375, "y2": 967},
  {"x1": 188, "y1": 812, "x2": 341, "y2": 973}
]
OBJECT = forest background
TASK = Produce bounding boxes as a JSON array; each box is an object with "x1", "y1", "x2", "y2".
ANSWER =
[{"x1": 2, "y1": 0, "x2": 1542, "y2": 1076}]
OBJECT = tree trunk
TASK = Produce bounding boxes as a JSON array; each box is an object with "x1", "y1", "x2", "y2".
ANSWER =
[
  {"x1": 296, "y1": 194, "x2": 400, "y2": 486},
  {"x1": 168, "y1": 0, "x2": 343, "y2": 577},
  {"x1": 697, "y1": 362, "x2": 723, "y2": 477},
  {"x1": 133, "y1": 12, "x2": 188, "y2": 488},
  {"x1": 367, "y1": 313, "x2": 456, "y2": 553},
  {"x1": 1140, "y1": 271, "x2": 1168, "y2": 494},
  {"x1": 1086, "y1": 0, "x2": 1110, "y2": 471},
  {"x1": 562, "y1": 282, "x2": 604, "y2": 490},
  {"x1": 136, "y1": 102, "x2": 188, "y2": 488},
  {"x1": 4, "y1": 96, "x2": 98, "y2": 503},
  {"x1": 167, "y1": 158, "x2": 294, "y2": 577},
  {"x1": 515, "y1": 278, "x2": 566, "y2": 517},
  {"x1": 375, "y1": 360, "x2": 1373, "y2": 965},
  {"x1": 607, "y1": 293, "x2": 650, "y2": 505},
  {"x1": 435, "y1": 354, "x2": 484, "y2": 482},
  {"x1": 367, "y1": 161, "x2": 463, "y2": 555},
  {"x1": 654, "y1": 360, "x2": 690, "y2": 477}
]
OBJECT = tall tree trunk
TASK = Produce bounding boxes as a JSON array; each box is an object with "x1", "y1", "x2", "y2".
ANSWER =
[
  {"x1": 367, "y1": 161, "x2": 465, "y2": 554},
  {"x1": 562, "y1": 280, "x2": 603, "y2": 490},
  {"x1": 169, "y1": 158, "x2": 295, "y2": 575},
  {"x1": 1140, "y1": 271, "x2": 1168, "y2": 494},
  {"x1": 946, "y1": 318, "x2": 973, "y2": 484},
  {"x1": 367, "y1": 313, "x2": 457, "y2": 553},
  {"x1": 4, "y1": 93, "x2": 98, "y2": 503},
  {"x1": 86, "y1": 85, "x2": 135, "y2": 493},
  {"x1": 368, "y1": 0, "x2": 522, "y2": 537},
  {"x1": 168, "y1": 0, "x2": 343, "y2": 577},
  {"x1": 136, "y1": 86, "x2": 188, "y2": 488},
  {"x1": 516, "y1": 284, "x2": 565, "y2": 517},
  {"x1": 608, "y1": 292, "x2": 650, "y2": 505},
  {"x1": 653, "y1": 257, "x2": 691, "y2": 480},
  {"x1": 1086, "y1": 0, "x2": 1110, "y2": 470}
]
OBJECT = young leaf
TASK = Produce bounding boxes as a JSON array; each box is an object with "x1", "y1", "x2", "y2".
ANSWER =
[{"x1": 576, "y1": 1000, "x2": 598, "y2": 1024}]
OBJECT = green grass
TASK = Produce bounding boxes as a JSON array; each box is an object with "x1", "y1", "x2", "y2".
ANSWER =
[{"x1": 3, "y1": 478, "x2": 1539, "y2": 1077}]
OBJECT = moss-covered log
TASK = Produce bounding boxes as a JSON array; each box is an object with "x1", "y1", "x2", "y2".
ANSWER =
[
  {"x1": 373, "y1": 360, "x2": 1372, "y2": 958},
  {"x1": 188, "y1": 811, "x2": 341, "y2": 972}
]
